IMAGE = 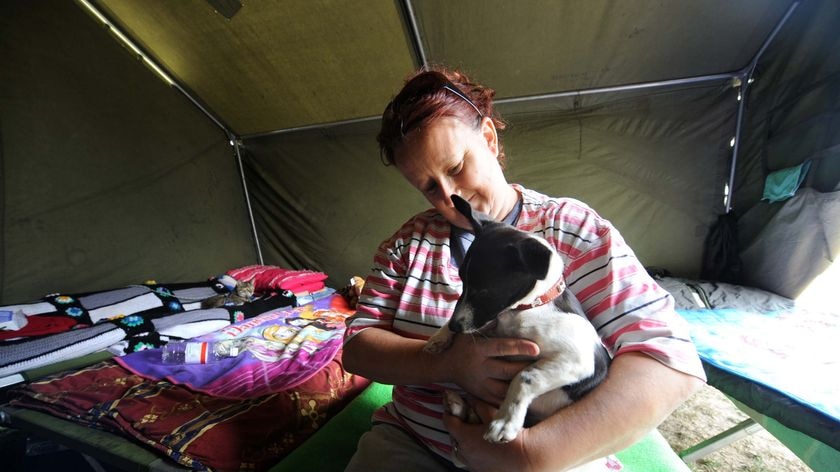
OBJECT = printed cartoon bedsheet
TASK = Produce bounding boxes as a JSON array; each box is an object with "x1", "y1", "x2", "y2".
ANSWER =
[{"x1": 116, "y1": 294, "x2": 354, "y2": 398}]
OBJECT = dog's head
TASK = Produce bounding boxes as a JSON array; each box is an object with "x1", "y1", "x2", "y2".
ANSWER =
[{"x1": 448, "y1": 195, "x2": 565, "y2": 333}]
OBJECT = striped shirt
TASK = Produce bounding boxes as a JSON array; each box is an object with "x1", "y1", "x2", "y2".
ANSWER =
[{"x1": 345, "y1": 184, "x2": 706, "y2": 462}]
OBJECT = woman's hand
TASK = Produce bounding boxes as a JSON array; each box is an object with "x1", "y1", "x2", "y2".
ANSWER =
[
  {"x1": 444, "y1": 397, "x2": 534, "y2": 472},
  {"x1": 444, "y1": 353, "x2": 704, "y2": 472},
  {"x1": 344, "y1": 328, "x2": 537, "y2": 392},
  {"x1": 442, "y1": 334, "x2": 540, "y2": 406}
]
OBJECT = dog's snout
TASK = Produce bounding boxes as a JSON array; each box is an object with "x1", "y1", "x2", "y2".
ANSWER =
[{"x1": 448, "y1": 302, "x2": 475, "y2": 334}]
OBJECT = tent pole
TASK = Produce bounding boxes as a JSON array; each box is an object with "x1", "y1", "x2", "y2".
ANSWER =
[
  {"x1": 725, "y1": 0, "x2": 800, "y2": 213},
  {"x1": 240, "y1": 116, "x2": 380, "y2": 141},
  {"x1": 497, "y1": 73, "x2": 736, "y2": 105},
  {"x1": 726, "y1": 80, "x2": 748, "y2": 214},
  {"x1": 233, "y1": 140, "x2": 264, "y2": 265},
  {"x1": 76, "y1": 0, "x2": 264, "y2": 264},
  {"x1": 241, "y1": 72, "x2": 735, "y2": 140},
  {"x1": 75, "y1": 0, "x2": 232, "y2": 135},
  {"x1": 402, "y1": 0, "x2": 428, "y2": 68},
  {"x1": 240, "y1": 2, "x2": 802, "y2": 153},
  {"x1": 171, "y1": 83, "x2": 232, "y2": 137}
]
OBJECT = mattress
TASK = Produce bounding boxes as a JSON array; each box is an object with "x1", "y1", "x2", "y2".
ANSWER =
[
  {"x1": 657, "y1": 274, "x2": 840, "y2": 468},
  {"x1": 679, "y1": 307, "x2": 839, "y2": 451}
]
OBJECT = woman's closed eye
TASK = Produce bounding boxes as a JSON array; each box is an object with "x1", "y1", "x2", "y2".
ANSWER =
[
  {"x1": 448, "y1": 160, "x2": 464, "y2": 176},
  {"x1": 423, "y1": 181, "x2": 439, "y2": 196}
]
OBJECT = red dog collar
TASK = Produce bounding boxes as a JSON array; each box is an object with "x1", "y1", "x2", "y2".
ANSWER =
[{"x1": 513, "y1": 278, "x2": 566, "y2": 310}]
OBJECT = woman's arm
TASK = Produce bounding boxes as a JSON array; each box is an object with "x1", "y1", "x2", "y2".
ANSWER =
[
  {"x1": 343, "y1": 328, "x2": 540, "y2": 406},
  {"x1": 443, "y1": 352, "x2": 704, "y2": 472}
]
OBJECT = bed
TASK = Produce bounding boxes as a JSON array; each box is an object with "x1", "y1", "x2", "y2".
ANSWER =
[
  {"x1": 0, "y1": 268, "x2": 374, "y2": 470},
  {"x1": 0, "y1": 267, "x2": 697, "y2": 471},
  {"x1": 656, "y1": 275, "x2": 840, "y2": 471}
]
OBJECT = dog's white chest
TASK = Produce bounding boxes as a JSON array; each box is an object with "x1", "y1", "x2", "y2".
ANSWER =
[{"x1": 492, "y1": 305, "x2": 597, "y2": 353}]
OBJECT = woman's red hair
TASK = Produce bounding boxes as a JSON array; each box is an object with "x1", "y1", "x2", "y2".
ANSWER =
[{"x1": 377, "y1": 66, "x2": 507, "y2": 168}]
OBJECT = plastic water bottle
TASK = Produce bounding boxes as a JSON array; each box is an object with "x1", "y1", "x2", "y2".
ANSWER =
[{"x1": 160, "y1": 340, "x2": 242, "y2": 364}]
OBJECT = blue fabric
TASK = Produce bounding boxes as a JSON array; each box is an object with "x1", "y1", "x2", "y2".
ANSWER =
[
  {"x1": 762, "y1": 161, "x2": 811, "y2": 202},
  {"x1": 679, "y1": 307, "x2": 840, "y2": 432}
]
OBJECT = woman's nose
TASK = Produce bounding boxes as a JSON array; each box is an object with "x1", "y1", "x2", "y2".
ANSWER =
[{"x1": 439, "y1": 179, "x2": 458, "y2": 205}]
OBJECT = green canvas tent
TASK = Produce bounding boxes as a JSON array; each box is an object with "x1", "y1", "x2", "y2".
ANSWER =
[
  {"x1": 2, "y1": 0, "x2": 837, "y2": 303},
  {"x1": 1, "y1": 0, "x2": 839, "y2": 470}
]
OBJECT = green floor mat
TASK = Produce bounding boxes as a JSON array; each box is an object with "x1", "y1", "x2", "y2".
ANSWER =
[{"x1": 271, "y1": 382, "x2": 690, "y2": 471}]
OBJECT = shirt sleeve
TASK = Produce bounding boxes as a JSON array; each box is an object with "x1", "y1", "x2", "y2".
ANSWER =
[
  {"x1": 545, "y1": 199, "x2": 706, "y2": 381},
  {"x1": 343, "y1": 231, "x2": 405, "y2": 344}
]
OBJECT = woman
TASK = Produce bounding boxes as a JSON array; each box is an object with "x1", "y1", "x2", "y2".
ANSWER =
[{"x1": 343, "y1": 66, "x2": 705, "y2": 472}]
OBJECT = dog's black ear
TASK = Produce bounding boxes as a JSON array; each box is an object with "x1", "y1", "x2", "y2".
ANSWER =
[
  {"x1": 451, "y1": 194, "x2": 491, "y2": 233},
  {"x1": 509, "y1": 238, "x2": 552, "y2": 278}
]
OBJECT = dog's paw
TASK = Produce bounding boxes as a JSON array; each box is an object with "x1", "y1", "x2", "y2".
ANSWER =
[
  {"x1": 484, "y1": 418, "x2": 521, "y2": 444},
  {"x1": 423, "y1": 328, "x2": 453, "y2": 354},
  {"x1": 444, "y1": 390, "x2": 467, "y2": 419},
  {"x1": 422, "y1": 338, "x2": 447, "y2": 354}
]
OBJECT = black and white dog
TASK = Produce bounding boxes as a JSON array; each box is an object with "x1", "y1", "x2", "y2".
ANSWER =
[{"x1": 425, "y1": 195, "x2": 611, "y2": 450}]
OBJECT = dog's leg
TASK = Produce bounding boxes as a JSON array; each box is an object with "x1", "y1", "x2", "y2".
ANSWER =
[
  {"x1": 443, "y1": 391, "x2": 477, "y2": 470},
  {"x1": 444, "y1": 390, "x2": 468, "y2": 420},
  {"x1": 485, "y1": 356, "x2": 588, "y2": 443},
  {"x1": 423, "y1": 324, "x2": 455, "y2": 353},
  {"x1": 444, "y1": 390, "x2": 481, "y2": 424}
]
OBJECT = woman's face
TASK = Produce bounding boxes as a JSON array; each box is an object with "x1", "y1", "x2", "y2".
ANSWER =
[{"x1": 393, "y1": 116, "x2": 516, "y2": 229}]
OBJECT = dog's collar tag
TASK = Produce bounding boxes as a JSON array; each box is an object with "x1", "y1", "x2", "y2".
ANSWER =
[{"x1": 514, "y1": 278, "x2": 567, "y2": 310}]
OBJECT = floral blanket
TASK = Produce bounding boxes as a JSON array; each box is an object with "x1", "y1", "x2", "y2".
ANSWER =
[{"x1": 8, "y1": 357, "x2": 369, "y2": 470}]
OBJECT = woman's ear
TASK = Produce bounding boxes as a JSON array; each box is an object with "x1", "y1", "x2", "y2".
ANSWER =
[{"x1": 480, "y1": 117, "x2": 499, "y2": 158}]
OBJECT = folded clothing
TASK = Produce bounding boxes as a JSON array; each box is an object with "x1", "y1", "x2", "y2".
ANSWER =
[
  {"x1": 226, "y1": 265, "x2": 328, "y2": 296},
  {"x1": 0, "y1": 315, "x2": 74, "y2": 341},
  {"x1": 762, "y1": 161, "x2": 811, "y2": 203}
]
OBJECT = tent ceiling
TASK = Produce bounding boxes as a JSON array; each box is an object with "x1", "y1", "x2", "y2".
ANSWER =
[
  {"x1": 97, "y1": 0, "x2": 416, "y2": 135},
  {"x1": 413, "y1": 0, "x2": 793, "y2": 99},
  {"x1": 93, "y1": 0, "x2": 794, "y2": 137}
]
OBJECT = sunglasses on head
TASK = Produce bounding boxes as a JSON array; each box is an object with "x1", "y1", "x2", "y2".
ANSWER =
[{"x1": 388, "y1": 73, "x2": 483, "y2": 136}]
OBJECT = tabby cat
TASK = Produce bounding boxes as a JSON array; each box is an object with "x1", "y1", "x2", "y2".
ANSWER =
[{"x1": 201, "y1": 279, "x2": 255, "y2": 309}]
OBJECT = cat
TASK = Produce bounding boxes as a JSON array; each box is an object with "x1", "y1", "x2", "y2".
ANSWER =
[{"x1": 201, "y1": 279, "x2": 255, "y2": 309}]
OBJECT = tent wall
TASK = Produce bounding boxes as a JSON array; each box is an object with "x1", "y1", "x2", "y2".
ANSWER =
[
  {"x1": 242, "y1": 120, "x2": 428, "y2": 286},
  {"x1": 0, "y1": 0, "x2": 256, "y2": 303},
  {"x1": 499, "y1": 85, "x2": 736, "y2": 277},
  {"x1": 3, "y1": 0, "x2": 836, "y2": 302},
  {"x1": 244, "y1": 82, "x2": 736, "y2": 286},
  {"x1": 734, "y1": 0, "x2": 840, "y2": 297}
]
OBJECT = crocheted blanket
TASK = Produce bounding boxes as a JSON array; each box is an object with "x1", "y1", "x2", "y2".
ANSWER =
[{"x1": 0, "y1": 281, "x2": 295, "y2": 380}]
